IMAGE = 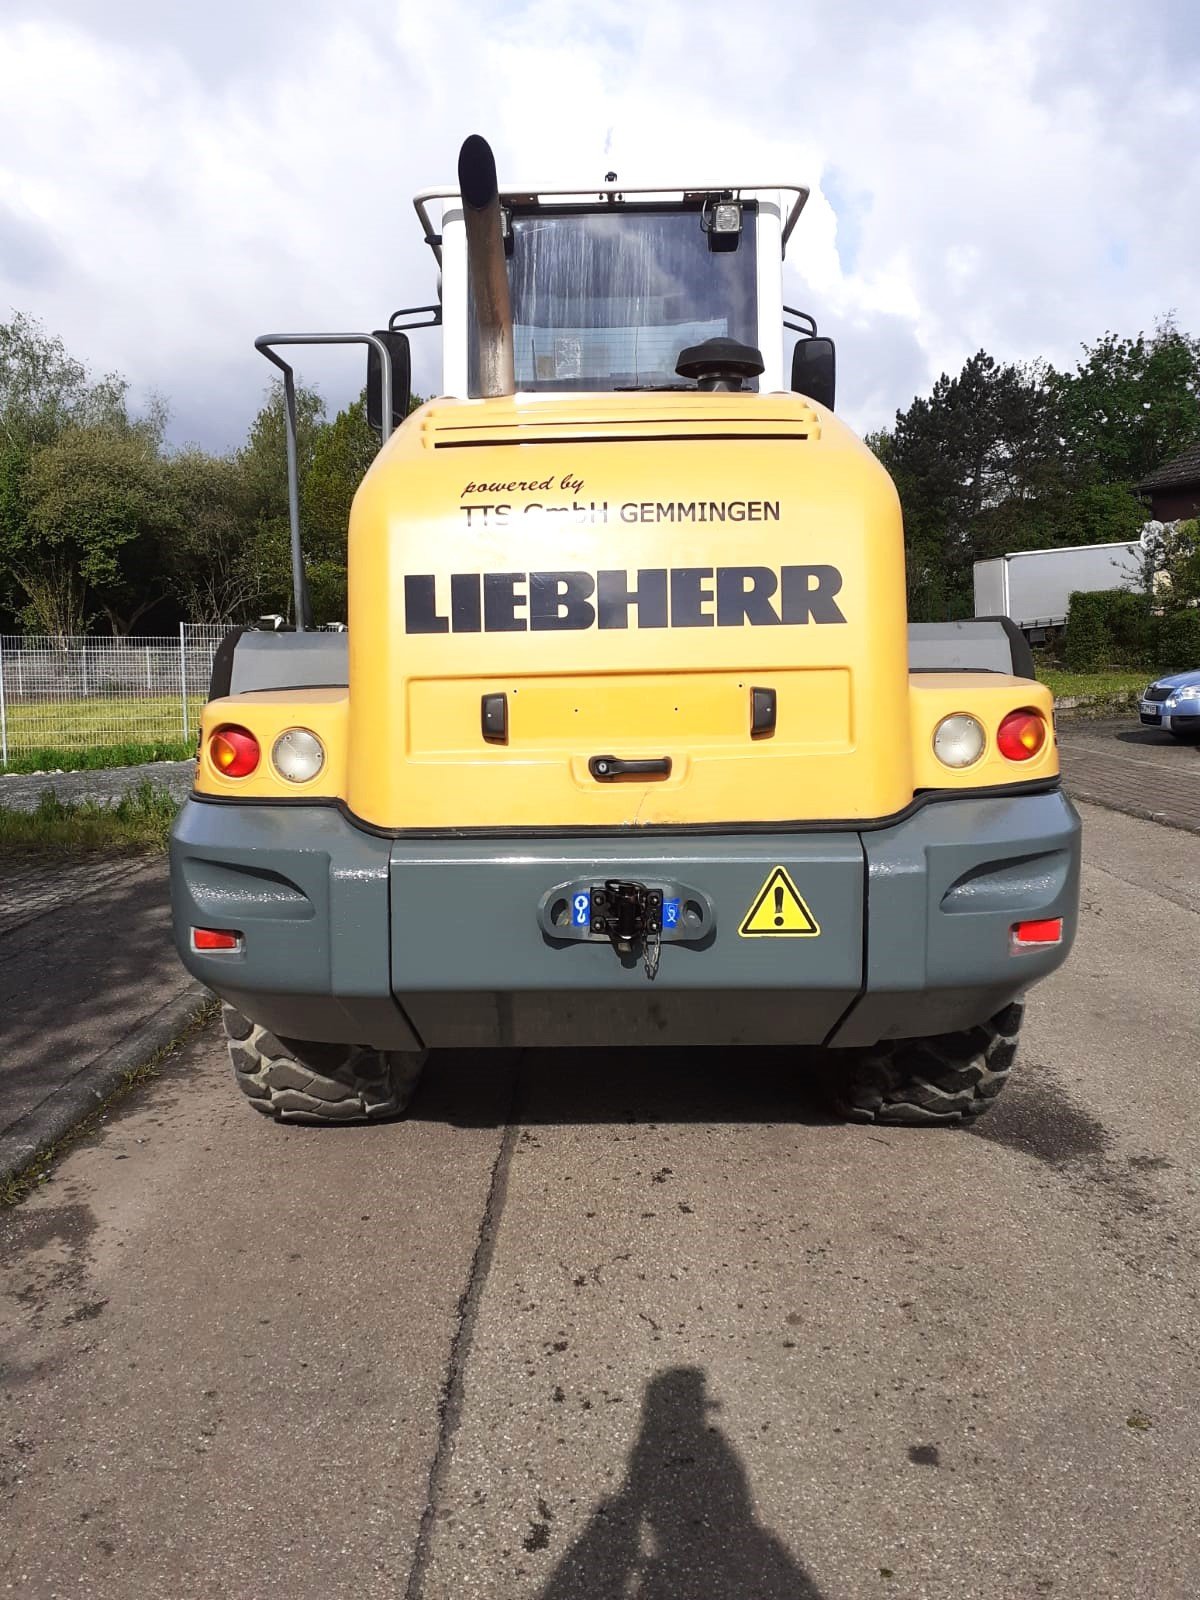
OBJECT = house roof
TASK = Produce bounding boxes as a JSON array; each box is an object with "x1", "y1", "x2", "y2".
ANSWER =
[{"x1": 1139, "y1": 440, "x2": 1200, "y2": 492}]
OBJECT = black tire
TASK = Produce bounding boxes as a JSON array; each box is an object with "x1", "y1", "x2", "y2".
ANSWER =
[
  {"x1": 221, "y1": 1004, "x2": 426, "y2": 1123},
  {"x1": 834, "y1": 1001, "x2": 1023, "y2": 1126}
]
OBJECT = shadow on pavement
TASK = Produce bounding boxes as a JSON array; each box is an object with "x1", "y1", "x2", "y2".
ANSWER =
[
  {"x1": 538, "y1": 1366, "x2": 825, "y2": 1600},
  {"x1": 1111, "y1": 726, "x2": 1194, "y2": 748},
  {"x1": 0, "y1": 862, "x2": 183, "y2": 1131},
  {"x1": 410, "y1": 1045, "x2": 839, "y2": 1129}
]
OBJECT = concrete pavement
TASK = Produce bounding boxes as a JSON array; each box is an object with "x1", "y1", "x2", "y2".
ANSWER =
[
  {"x1": 2, "y1": 800, "x2": 1198, "y2": 1598},
  {"x1": 0, "y1": 855, "x2": 204, "y2": 1179}
]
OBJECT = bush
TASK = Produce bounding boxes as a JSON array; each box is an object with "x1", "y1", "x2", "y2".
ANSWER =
[
  {"x1": 1156, "y1": 609, "x2": 1200, "y2": 672},
  {"x1": 1109, "y1": 591, "x2": 1157, "y2": 665},
  {"x1": 1064, "y1": 589, "x2": 1156, "y2": 670}
]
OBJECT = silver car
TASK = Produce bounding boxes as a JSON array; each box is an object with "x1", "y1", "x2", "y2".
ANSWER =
[{"x1": 1139, "y1": 668, "x2": 1200, "y2": 739}]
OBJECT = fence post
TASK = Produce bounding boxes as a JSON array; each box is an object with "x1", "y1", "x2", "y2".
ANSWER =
[
  {"x1": 179, "y1": 623, "x2": 190, "y2": 742},
  {"x1": 0, "y1": 636, "x2": 8, "y2": 769}
]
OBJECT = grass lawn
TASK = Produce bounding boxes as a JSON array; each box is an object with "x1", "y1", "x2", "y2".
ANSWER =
[
  {"x1": 0, "y1": 783, "x2": 180, "y2": 854},
  {"x1": 1, "y1": 694, "x2": 201, "y2": 770},
  {"x1": 1036, "y1": 668, "x2": 1147, "y2": 704}
]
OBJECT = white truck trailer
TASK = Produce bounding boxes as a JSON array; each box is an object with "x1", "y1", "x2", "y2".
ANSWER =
[{"x1": 973, "y1": 540, "x2": 1146, "y2": 640}]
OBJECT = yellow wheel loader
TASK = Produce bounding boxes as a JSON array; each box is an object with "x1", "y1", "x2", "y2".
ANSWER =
[{"x1": 170, "y1": 136, "x2": 1079, "y2": 1125}]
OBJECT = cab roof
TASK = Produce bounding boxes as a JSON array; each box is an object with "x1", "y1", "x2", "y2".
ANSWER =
[{"x1": 413, "y1": 183, "x2": 809, "y2": 268}]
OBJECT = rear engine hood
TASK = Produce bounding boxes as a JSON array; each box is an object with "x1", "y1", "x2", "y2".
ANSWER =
[{"x1": 346, "y1": 391, "x2": 912, "y2": 831}]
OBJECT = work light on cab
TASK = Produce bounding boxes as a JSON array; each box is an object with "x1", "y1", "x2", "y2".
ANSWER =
[
  {"x1": 209, "y1": 725, "x2": 260, "y2": 777},
  {"x1": 933, "y1": 713, "x2": 986, "y2": 769},
  {"x1": 272, "y1": 728, "x2": 325, "y2": 784},
  {"x1": 997, "y1": 709, "x2": 1047, "y2": 762}
]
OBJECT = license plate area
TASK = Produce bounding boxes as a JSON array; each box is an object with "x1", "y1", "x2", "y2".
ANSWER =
[{"x1": 538, "y1": 878, "x2": 713, "y2": 944}]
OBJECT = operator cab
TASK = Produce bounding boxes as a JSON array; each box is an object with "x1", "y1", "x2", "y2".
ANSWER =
[{"x1": 404, "y1": 178, "x2": 834, "y2": 408}]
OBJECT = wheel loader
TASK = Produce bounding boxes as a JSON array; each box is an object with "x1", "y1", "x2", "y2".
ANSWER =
[{"x1": 170, "y1": 135, "x2": 1080, "y2": 1125}]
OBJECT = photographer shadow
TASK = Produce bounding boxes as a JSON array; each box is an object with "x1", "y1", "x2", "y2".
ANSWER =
[{"x1": 539, "y1": 1366, "x2": 824, "y2": 1599}]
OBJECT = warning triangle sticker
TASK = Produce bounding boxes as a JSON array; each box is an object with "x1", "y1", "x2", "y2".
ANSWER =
[{"x1": 738, "y1": 866, "x2": 820, "y2": 938}]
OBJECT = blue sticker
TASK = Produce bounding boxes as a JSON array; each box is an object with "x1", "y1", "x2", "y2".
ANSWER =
[
  {"x1": 662, "y1": 898, "x2": 681, "y2": 929},
  {"x1": 572, "y1": 891, "x2": 591, "y2": 928}
]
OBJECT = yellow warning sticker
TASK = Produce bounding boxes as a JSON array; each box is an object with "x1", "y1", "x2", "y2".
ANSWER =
[{"x1": 738, "y1": 866, "x2": 820, "y2": 938}]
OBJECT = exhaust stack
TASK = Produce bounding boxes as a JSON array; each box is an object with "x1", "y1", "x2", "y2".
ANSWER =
[{"x1": 458, "y1": 134, "x2": 515, "y2": 398}]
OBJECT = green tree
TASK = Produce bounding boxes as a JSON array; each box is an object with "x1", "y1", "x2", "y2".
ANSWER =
[
  {"x1": 237, "y1": 381, "x2": 326, "y2": 623},
  {"x1": 870, "y1": 352, "x2": 1064, "y2": 619},
  {"x1": 24, "y1": 423, "x2": 176, "y2": 636},
  {"x1": 300, "y1": 391, "x2": 380, "y2": 622},
  {"x1": 1051, "y1": 319, "x2": 1200, "y2": 486},
  {"x1": 0, "y1": 313, "x2": 130, "y2": 627},
  {"x1": 1139, "y1": 517, "x2": 1200, "y2": 609},
  {"x1": 164, "y1": 449, "x2": 266, "y2": 623}
]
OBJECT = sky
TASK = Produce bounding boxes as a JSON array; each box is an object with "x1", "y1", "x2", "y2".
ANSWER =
[{"x1": 1, "y1": 0, "x2": 1198, "y2": 452}]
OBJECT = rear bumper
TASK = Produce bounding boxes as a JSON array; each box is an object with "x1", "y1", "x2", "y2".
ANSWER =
[{"x1": 170, "y1": 786, "x2": 1080, "y2": 1050}]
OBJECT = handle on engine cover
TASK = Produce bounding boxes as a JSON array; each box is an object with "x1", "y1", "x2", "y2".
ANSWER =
[{"x1": 588, "y1": 755, "x2": 673, "y2": 781}]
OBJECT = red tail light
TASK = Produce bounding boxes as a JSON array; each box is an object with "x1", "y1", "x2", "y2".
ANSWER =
[
  {"x1": 192, "y1": 927, "x2": 242, "y2": 952},
  {"x1": 209, "y1": 724, "x2": 260, "y2": 777},
  {"x1": 1011, "y1": 918, "x2": 1063, "y2": 951},
  {"x1": 997, "y1": 709, "x2": 1047, "y2": 762}
]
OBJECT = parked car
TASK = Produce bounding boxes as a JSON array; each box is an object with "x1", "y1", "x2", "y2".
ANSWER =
[{"x1": 1139, "y1": 669, "x2": 1200, "y2": 739}]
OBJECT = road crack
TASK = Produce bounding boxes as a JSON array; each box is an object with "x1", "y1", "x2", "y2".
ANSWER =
[{"x1": 403, "y1": 1053, "x2": 524, "y2": 1600}]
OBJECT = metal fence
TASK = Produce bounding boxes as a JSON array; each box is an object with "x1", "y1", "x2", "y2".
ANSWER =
[{"x1": 0, "y1": 625, "x2": 231, "y2": 766}]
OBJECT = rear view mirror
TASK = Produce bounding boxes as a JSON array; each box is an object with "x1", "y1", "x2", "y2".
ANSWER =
[
  {"x1": 367, "y1": 330, "x2": 412, "y2": 436},
  {"x1": 791, "y1": 336, "x2": 836, "y2": 411}
]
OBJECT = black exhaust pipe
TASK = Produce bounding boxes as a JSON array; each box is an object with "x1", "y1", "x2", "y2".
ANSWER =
[{"x1": 458, "y1": 134, "x2": 515, "y2": 398}]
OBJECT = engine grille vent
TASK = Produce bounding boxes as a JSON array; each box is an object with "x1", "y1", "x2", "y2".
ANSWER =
[{"x1": 420, "y1": 399, "x2": 820, "y2": 450}]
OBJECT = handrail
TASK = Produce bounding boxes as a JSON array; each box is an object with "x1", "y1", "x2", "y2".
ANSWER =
[
  {"x1": 413, "y1": 182, "x2": 810, "y2": 265},
  {"x1": 254, "y1": 332, "x2": 396, "y2": 633},
  {"x1": 784, "y1": 306, "x2": 819, "y2": 338}
]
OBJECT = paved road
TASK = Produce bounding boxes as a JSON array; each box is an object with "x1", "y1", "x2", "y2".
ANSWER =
[
  {"x1": 2, "y1": 801, "x2": 1199, "y2": 1598},
  {"x1": 1058, "y1": 717, "x2": 1199, "y2": 832}
]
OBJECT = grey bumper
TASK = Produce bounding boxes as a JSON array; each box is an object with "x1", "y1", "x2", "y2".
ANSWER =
[{"x1": 170, "y1": 787, "x2": 1080, "y2": 1051}]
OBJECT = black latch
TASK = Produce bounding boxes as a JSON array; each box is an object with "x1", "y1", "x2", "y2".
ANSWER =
[
  {"x1": 481, "y1": 692, "x2": 508, "y2": 743},
  {"x1": 751, "y1": 687, "x2": 777, "y2": 738},
  {"x1": 589, "y1": 880, "x2": 663, "y2": 947}
]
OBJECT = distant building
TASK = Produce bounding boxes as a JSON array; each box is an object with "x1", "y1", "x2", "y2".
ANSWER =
[{"x1": 1139, "y1": 442, "x2": 1200, "y2": 521}]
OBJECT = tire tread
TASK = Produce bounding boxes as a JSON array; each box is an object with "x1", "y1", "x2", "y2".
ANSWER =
[
  {"x1": 835, "y1": 1002, "x2": 1024, "y2": 1126},
  {"x1": 220, "y1": 1005, "x2": 425, "y2": 1124}
]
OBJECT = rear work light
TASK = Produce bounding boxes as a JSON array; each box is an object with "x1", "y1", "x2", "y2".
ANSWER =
[
  {"x1": 209, "y1": 724, "x2": 260, "y2": 777},
  {"x1": 1011, "y1": 918, "x2": 1063, "y2": 951},
  {"x1": 192, "y1": 927, "x2": 242, "y2": 952},
  {"x1": 997, "y1": 709, "x2": 1047, "y2": 762},
  {"x1": 271, "y1": 727, "x2": 325, "y2": 784},
  {"x1": 933, "y1": 713, "x2": 986, "y2": 769}
]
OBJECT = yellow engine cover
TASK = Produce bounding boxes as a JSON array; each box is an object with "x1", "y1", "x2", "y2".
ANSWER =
[{"x1": 340, "y1": 391, "x2": 986, "y2": 830}]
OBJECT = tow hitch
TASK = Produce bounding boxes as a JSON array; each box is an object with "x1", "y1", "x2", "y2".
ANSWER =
[
  {"x1": 590, "y1": 880, "x2": 663, "y2": 976},
  {"x1": 537, "y1": 876, "x2": 716, "y2": 980},
  {"x1": 591, "y1": 879, "x2": 662, "y2": 950}
]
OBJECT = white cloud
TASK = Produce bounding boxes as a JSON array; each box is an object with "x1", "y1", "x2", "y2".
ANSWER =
[{"x1": 1, "y1": 0, "x2": 1197, "y2": 449}]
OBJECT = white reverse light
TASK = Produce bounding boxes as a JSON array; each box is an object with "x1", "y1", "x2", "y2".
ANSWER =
[
  {"x1": 272, "y1": 728, "x2": 325, "y2": 783},
  {"x1": 933, "y1": 713, "x2": 986, "y2": 769}
]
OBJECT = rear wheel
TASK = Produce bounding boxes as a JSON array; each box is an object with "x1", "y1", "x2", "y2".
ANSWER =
[
  {"x1": 221, "y1": 1004, "x2": 427, "y2": 1123},
  {"x1": 834, "y1": 1001, "x2": 1023, "y2": 1125}
]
